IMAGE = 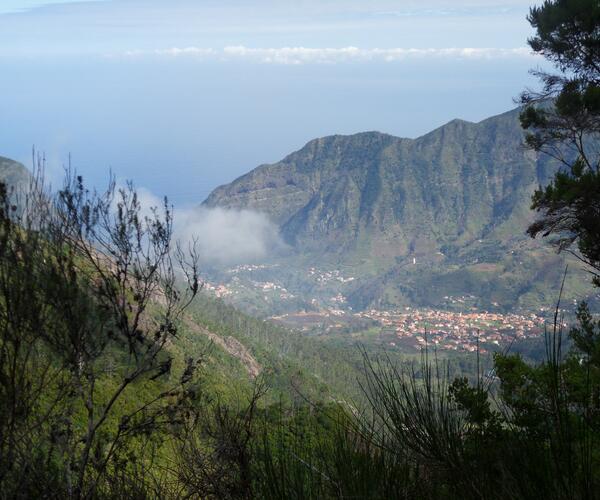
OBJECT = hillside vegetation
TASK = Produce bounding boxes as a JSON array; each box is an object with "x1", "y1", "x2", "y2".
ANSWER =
[
  {"x1": 0, "y1": 159, "x2": 597, "y2": 499},
  {"x1": 1, "y1": 0, "x2": 599, "y2": 497},
  {"x1": 204, "y1": 107, "x2": 592, "y2": 311}
]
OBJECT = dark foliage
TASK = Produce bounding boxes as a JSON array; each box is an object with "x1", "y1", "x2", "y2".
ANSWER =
[
  {"x1": 520, "y1": 0, "x2": 600, "y2": 285},
  {"x1": 0, "y1": 165, "x2": 200, "y2": 499}
]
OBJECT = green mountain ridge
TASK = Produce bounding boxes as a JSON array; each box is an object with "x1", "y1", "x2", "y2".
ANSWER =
[
  {"x1": 204, "y1": 108, "x2": 548, "y2": 250},
  {"x1": 203, "y1": 107, "x2": 593, "y2": 311}
]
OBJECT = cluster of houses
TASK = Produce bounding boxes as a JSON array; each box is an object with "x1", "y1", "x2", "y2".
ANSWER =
[
  {"x1": 202, "y1": 277, "x2": 296, "y2": 301},
  {"x1": 226, "y1": 264, "x2": 275, "y2": 274},
  {"x1": 200, "y1": 265, "x2": 552, "y2": 354},
  {"x1": 202, "y1": 281, "x2": 234, "y2": 298},
  {"x1": 308, "y1": 267, "x2": 356, "y2": 284},
  {"x1": 356, "y1": 308, "x2": 546, "y2": 352}
]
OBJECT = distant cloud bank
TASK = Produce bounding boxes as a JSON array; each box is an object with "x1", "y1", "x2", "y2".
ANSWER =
[{"x1": 118, "y1": 46, "x2": 536, "y2": 65}]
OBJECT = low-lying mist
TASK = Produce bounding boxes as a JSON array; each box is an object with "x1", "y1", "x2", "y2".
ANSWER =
[
  {"x1": 137, "y1": 187, "x2": 286, "y2": 266},
  {"x1": 177, "y1": 206, "x2": 287, "y2": 266}
]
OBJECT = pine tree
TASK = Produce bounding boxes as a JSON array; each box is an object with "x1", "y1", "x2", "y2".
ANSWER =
[{"x1": 520, "y1": 0, "x2": 600, "y2": 285}]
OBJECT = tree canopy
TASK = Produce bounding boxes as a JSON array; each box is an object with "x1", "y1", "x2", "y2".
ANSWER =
[{"x1": 520, "y1": 0, "x2": 600, "y2": 285}]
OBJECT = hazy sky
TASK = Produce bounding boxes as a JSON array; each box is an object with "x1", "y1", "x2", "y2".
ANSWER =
[{"x1": 0, "y1": 0, "x2": 546, "y2": 205}]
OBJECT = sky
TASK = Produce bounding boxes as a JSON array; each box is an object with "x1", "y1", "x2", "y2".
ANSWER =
[{"x1": 0, "y1": 0, "x2": 547, "y2": 206}]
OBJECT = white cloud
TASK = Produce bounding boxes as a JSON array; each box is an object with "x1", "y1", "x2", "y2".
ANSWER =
[
  {"x1": 176, "y1": 207, "x2": 285, "y2": 265},
  {"x1": 121, "y1": 47, "x2": 216, "y2": 58},
  {"x1": 119, "y1": 45, "x2": 536, "y2": 65},
  {"x1": 224, "y1": 46, "x2": 534, "y2": 64},
  {"x1": 223, "y1": 45, "x2": 365, "y2": 64},
  {"x1": 153, "y1": 47, "x2": 216, "y2": 57},
  {"x1": 133, "y1": 188, "x2": 284, "y2": 265}
]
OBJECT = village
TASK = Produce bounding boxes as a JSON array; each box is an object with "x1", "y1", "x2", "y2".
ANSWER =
[
  {"x1": 200, "y1": 267, "x2": 549, "y2": 353},
  {"x1": 355, "y1": 308, "x2": 546, "y2": 352},
  {"x1": 201, "y1": 265, "x2": 356, "y2": 302}
]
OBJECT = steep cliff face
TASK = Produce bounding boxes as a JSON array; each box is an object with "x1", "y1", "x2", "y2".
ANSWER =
[
  {"x1": 204, "y1": 108, "x2": 553, "y2": 261},
  {"x1": 202, "y1": 107, "x2": 589, "y2": 311}
]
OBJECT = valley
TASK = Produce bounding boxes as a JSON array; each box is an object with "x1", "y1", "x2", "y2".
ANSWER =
[
  {"x1": 199, "y1": 261, "x2": 554, "y2": 355},
  {"x1": 203, "y1": 107, "x2": 597, "y2": 316},
  {"x1": 272, "y1": 308, "x2": 546, "y2": 354},
  {"x1": 2, "y1": 0, "x2": 599, "y2": 497}
]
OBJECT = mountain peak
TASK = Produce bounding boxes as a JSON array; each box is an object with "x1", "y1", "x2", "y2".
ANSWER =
[
  {"x1": 202, "y1": 106, "x2": 566, "y2": 309},
  {"x1": 203, "y1": 107, "x2": 533, "y2": 231}
]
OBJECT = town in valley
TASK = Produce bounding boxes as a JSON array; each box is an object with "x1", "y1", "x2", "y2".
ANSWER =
[{"x1": 200, "y1": 265, "x2": 549, "y2": 353}]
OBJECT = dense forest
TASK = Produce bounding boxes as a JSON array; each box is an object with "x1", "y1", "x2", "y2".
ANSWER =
[{"x1": 1, "y1": 0, "x2": 600, "y2": 498}]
